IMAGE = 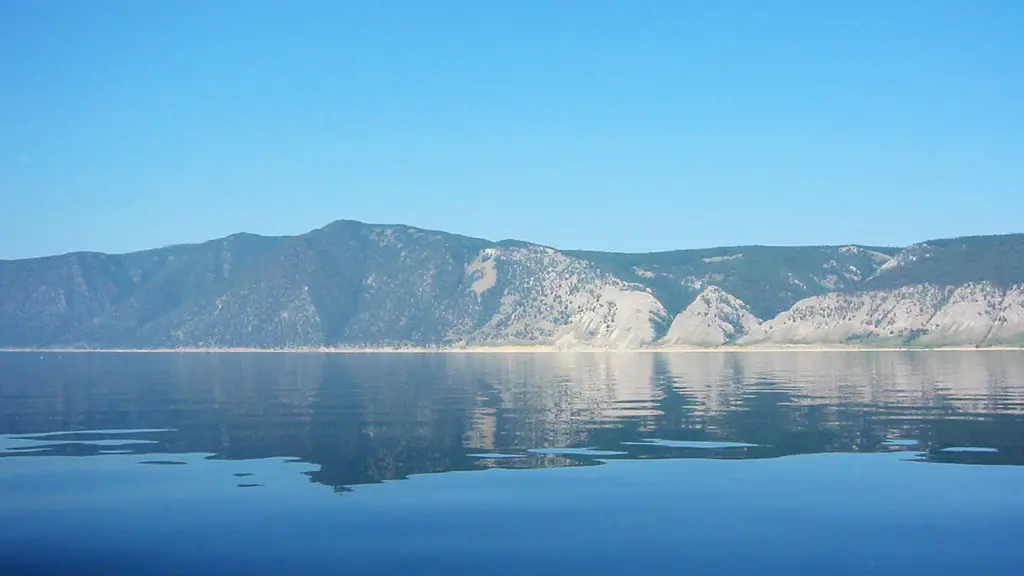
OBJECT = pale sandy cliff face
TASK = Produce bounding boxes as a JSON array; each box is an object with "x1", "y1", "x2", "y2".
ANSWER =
[
  {"x1": 738, "y1": 282, "x2": 1024, "y2": 347},
  {"x1": 661, "y1": 286, "x2": 761, "y2": 346},
  {"x1": 2, "y1": 222, "x2": 1022, "y2": 350},
  {"x1": 740, "y1": 285, "x2": 946, "y2": 345},
  {"x1": 461, "y1": 246, "x2": 668, "y2": 349},
  {"x1": 642, "y1": 282, "x2": 1024, "y2": 348},
  {"x1": 989, "y1": 286, "x2": 1024, "y2": 344},
  {"x1": 914, "y1": 283, "x2": 1005, "y2": 345}
]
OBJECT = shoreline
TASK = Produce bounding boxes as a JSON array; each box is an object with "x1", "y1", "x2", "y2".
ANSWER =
[{"x1": 2, "y1": 345, "x2": 1022, "y2": 354}]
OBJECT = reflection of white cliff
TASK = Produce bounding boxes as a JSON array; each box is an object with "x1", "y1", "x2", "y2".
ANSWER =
[
  {"x1": 659, "y1": 351, "x2": 1024, "y2": 416},
  {"x1": 657, "y1": 352, "x2": 748, "y2": 417},
  {"x1": 459, "y1": 353, "x2": 660, "y2": 449},
  {"x1": 460, "y1": 350, "x2": 1024, "y2": 451},
  {"x1": 466, "y1": 406, "x2": 497, "y2": 451}
]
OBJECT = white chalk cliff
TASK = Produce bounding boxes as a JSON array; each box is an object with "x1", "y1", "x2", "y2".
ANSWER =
[
  {"x1": 645, "y1": 283, "x2": 1024, "y2": 348},
  {"x1": 459, "y1": 246, "x2": 668, "y2": 349},
  {"x1": 3, "y1": 221, "x2": 1022, "y2": 350},
  {"x1": 738, "y1": 282, "x2": 1024, "y2": 347},
  {"x1": 661, "y1": 286, "x2": 760, "y2": 346}
]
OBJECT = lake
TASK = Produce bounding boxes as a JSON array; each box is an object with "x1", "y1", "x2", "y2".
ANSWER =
[{"x1": 1, "y1": 350, "x2": 1023, "y2": 574}]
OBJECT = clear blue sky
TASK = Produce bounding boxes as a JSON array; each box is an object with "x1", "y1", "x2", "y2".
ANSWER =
[{"x1": 1, "y1": 0, "x2": 1022, "y2": 259}]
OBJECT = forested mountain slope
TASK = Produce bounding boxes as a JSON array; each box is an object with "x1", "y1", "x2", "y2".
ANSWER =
[{"x1": 2, "y1": 222, "x2": 1022, "y2": 348}]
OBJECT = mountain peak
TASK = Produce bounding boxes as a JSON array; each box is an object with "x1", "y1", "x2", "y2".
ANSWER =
[
  {"x1": 1, "y1": 225, "x2": 1023, "y2": 349},
  {"x1": 661, "y1": 286, "x2": 761, "y2": 347}
]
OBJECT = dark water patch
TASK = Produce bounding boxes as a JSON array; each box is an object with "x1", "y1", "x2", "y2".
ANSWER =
[
  {"x1": 622, "y1": 439, "x2": 759, "y2": 449},
  {"x1": 527, "y1": 447, "x2": 628, "y2": 457}
]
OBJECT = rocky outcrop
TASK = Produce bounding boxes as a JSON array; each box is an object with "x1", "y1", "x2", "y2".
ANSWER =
[
  {"x1": 1, "y1": 222, "x2": 1022, "y2": 349},
  {"x1": 460, "y1": 245, "x2": 667, "y2": 349},
  {"x1": 661, "y1": 286, "x2": 760, "y2": 346},
  {"x1": 988, "y1": 286, "x2": 1024, "y2": 344},
  {"x1": 741, "y1": 282, "x2": 1024, "y2": 347},
  {"x1": 913, "y1": 283, "x2": 1004, "y2": 346},
  {"x1": 741, "y1": 285, "x2": 947, "y2": 345},
  {"x1": 0, "y1": 224, "x2": 668, "y2": 350}
]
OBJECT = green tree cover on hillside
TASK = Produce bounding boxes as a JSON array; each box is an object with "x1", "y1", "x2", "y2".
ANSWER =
[
  {"x1": 566, "y1": 245, "x2": 899, "y2": 319},
  {"x1": 863, "y1": 234, "x2": 1024, "y2": 290},
  {"x1": 2, "y1": 221, "x2": 1022, "y2": 348}
]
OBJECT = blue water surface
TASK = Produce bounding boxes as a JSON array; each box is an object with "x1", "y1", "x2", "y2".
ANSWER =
[
  {"x1": 2, "y1": 450, "x2": 1021, "y2": 575},
  {"x1": 1, "y1": 351, "x2": 1023, "y2": 574}
]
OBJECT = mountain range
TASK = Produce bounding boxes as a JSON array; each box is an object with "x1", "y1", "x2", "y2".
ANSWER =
[{"x1": 2, "y1": 220, "x2": 1023, "y2": 349}]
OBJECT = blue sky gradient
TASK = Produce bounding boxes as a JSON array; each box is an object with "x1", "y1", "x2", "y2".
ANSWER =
[{"x1": 2, "y1": 0, "x2": 1022, "y2": 258}]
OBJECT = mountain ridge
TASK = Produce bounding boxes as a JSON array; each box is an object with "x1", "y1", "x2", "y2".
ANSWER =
[{"x1": 2, "y1": 220, "x2": 1023, "y2": 350}]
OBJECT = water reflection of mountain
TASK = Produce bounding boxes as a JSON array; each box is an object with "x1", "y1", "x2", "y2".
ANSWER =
[
  {"x1": 1, "y1": 351, "x2": 1023, "y2": 492},
  {"x1": 651, "y1": 352, "x2": 1024, "y2": 466}
]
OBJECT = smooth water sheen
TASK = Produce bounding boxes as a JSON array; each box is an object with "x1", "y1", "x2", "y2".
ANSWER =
[{"x1": 1, "y1": 350, "x2": 1023, "y2": 574}]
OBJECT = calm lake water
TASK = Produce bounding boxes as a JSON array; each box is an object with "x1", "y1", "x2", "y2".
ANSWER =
[{"x1": 1, "y1": 350, "x2": 1023, "y2": 574}]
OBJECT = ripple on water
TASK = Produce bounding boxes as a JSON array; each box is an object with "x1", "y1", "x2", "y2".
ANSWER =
[
  {"x1": 527, "y1": 448, "x2": 628, "y2": 457},
  {"x1": 621, "y1": 439, "x2": 759, "y2": 449},
  {"x1": 883, "y1": 439, "x2": 920, "y2": 447},
  {"x1": 0, "y1": 432, "x2": 163, "y2": 454}
]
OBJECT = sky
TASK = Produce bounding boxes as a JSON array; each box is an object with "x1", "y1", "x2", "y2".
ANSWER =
[{"x1": 1, "y1": 0, "x2": 1022, "y2": 259}]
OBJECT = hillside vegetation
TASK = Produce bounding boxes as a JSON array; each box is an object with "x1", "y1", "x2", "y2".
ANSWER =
[{"x1": 1, "y1": 222, "x2": 1022, "y2": 349}]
